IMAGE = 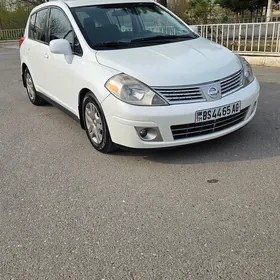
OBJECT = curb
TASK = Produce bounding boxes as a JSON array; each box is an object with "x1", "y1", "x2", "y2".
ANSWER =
[
  {"x1": 0, "y1": 40, "x2": 18, "y2": 44},
  {"x1": 241, "y1": 55, "x2": 280, "y2": 68}
]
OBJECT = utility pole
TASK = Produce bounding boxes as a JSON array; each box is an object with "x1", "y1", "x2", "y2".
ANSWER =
[{"x1": 266, "y1": 0, "x2": 273, "y2": 22}]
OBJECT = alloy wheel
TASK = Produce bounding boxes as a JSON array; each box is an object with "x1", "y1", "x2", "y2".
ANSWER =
[{"x1": 85, "y1": 102, "x2": 103, "y2": 145}]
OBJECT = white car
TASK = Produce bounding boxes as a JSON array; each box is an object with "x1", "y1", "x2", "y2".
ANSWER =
[{"x1": 20, "y1": 0, "x2": 260, "y2": 153}]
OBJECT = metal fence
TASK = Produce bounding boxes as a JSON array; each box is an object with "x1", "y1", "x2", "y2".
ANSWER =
[
  {"x1": 197, "y1": 22, "x2": 280, "y2": 55},
  {"x1": 1, "y1": 23, "x2": 280, "y2": 56},
  {"x1": 205, "y1": 16, "x2": 280, "y2": 24},
  {"x1": 231, "y1": 16, "x2": 280, "y2": 23},
  {"x1": 134, "y1": 23, "x2": 280, "y2": 55},
  {"x1": 0, "y1": 29, "x2": 24, "y2": 41}
]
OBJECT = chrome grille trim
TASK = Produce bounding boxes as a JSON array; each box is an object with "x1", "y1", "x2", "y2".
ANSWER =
[
  {"x1": 171, "y1": 107, "x2": 248, "y2": 140},
  {"x1": 220, "y1": 70, "x2": 243, "y2": 96},
  {"x1": 152, "y1": 69, "x2": 243, "y2": 105},
  {"x1": 152, "y1": 86, "x2": 205, "y2": 104}
]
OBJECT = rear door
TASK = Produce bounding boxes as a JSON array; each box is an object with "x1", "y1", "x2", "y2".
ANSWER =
[{"x1": 25, "y1": 8, "x2": 49, "y2": 92}]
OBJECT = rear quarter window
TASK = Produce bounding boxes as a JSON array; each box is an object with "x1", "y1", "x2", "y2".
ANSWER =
[{"x1": 29, "y1": 13, "x2": 37, "y2": 39}]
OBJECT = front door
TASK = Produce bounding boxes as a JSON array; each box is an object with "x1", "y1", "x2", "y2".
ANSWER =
[{"x1": 43, "y1": 7, "x2": 83, "y2": 115}]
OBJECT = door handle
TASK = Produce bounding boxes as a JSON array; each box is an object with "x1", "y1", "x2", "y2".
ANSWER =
[{"x1": 44, "y1": 53, "x2": 49, "y2": 59}]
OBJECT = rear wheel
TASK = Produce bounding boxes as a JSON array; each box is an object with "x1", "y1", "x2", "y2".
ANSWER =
[
  {"x1": 82, "y1": 92, "x2": 115, "y2": 153},
  {"x1": 24, "y1": 68, "x2": 45, "y2": 105}
]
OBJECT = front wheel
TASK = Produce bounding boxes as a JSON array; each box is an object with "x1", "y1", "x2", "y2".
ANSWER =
[{"x1": 82, "y1": 92, "x2": 115, "y2": 153}]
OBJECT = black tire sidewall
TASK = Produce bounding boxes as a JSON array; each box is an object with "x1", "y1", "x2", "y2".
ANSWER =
[{"x1": 82, "y1": 93, "x2": 112, "y2": 152}]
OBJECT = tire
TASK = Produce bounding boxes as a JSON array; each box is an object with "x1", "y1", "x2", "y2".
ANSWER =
[
  {"x1": 82, "y1": 92, "x2": 115, "y2": 153},
  {"x1": 24, "y1": 68, "x2": 45, "y2": 106}
]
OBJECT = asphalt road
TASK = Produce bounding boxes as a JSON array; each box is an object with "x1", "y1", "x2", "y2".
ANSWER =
[{"x1": 1, "y1": 43, "x2": 280, "y2": 280}]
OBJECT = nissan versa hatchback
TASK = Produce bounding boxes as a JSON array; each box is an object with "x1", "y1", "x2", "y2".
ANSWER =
[{"x1": 20, "y1": 0, "x2": 260, "y2": 153}]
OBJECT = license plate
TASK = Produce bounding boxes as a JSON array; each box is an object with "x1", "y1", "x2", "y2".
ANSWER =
[{"x1": 196, "y1": 101, "x2": 241, "y2": 123}]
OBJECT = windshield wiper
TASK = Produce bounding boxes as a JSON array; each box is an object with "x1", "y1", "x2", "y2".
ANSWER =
[
  {"x1": 92, "y1": 41, "x2": 131, "y2": 48},
  {"x1": 92, "y1": 35, "x2": 196, "y2": 49},
  {"x1": 130, "y1": 34, "x2": 195, "y2": 43}
]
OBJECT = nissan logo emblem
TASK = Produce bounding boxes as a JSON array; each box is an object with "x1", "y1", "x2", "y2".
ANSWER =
[{"x1": 208, "y1": 87, "x2": 219, "y2": 98}]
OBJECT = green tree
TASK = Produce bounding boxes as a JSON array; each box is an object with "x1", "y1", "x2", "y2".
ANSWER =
[
  {"x1": 216, "y1": 0, "x2": 267, "y2": 15},
  {"x1": 185, "y1": 0, "x2": 216, "y2": 24},
  {"x1": 15, "y1": 0, "x2": 43, "y2": 5},
  {"x1": 0, "y1": 3, "x2": 30, "y2": 29}
]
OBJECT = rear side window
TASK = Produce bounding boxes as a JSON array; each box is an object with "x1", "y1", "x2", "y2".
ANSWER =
[{"x1": 34, "y1": 9, "x2": 48, "y2": 42}]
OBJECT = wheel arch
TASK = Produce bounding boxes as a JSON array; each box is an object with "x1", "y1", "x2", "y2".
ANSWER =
[{"x1": 78, "y1": 88, "x2": 101, "y2": 129}]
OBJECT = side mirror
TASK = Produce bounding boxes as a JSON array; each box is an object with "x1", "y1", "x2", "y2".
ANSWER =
[
  {"x1": 49, "y1": 39, "x2": 73, "y2": 64},
  {"x1": 190, "y1": 25, "x2": 199, "y2": 34}
]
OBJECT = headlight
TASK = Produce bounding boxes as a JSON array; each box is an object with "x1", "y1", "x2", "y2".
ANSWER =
[
  {"x1": 237, "y1": 55, "x2": 254, "y2": 87},
  {"x1": 105, "y1": 74, "x2": 168, "y2": 106}
]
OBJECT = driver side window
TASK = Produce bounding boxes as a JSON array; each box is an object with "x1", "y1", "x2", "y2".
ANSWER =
[{"x1": 49, "y1": 8, "x2": 82, "y2": 55}]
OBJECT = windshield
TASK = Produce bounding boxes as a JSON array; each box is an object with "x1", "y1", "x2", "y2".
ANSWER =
[{"x1": 71, "y1": 3, "x2": 198, "y2": 50}]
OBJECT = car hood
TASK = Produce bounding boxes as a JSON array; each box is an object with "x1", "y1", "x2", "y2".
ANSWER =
[{"x1": 96, "y1": 38, "x2": 242, "y2": 87}]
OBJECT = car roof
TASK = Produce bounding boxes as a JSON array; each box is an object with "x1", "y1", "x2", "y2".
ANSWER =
[
  {"x1": 31, "y1": 0, "x2": 156, "y2": 14},
  {"x1": 30, "y1": 0, "x2": 156, "y2": 17},
  {"x1": 62, "y1": 0, "x2": 154, "y2": 8}
]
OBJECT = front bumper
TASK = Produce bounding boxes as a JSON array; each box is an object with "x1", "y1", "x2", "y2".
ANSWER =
[{"x1": 101, "y1": 78, "x2": 260, "y2": 149}]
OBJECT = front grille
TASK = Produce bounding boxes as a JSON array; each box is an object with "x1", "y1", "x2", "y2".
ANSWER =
[
  {"x1": 152, "y1": 86, "x2": 205, "y2": 104},
  {"x1": 221, "y1": 70, "x2": 243, "y2": 96},
  {"x1": 152, "y1": 69, "x2": 243, "y2": 104},
  {"x1": 171, "y1": 107, "x2": 248, "y2": 140}
]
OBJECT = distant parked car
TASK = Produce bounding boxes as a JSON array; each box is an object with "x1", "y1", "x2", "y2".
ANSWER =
[{"x1": 19, "y1": 0, "x2": 260, "y2": 153}]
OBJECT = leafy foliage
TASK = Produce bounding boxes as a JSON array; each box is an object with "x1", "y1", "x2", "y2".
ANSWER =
[
  {"x1": 15, "y1": 0, "x2": 44, "y2": 5},
  {"x1": 183, "y1": 0, "x2": 217, "y2": 24},
  {"x1": 0, "y1": 4, "x2": 30, "y2": 29},
  {"x1": 216, "y1": 0, "x2": 268, "y2": 13}
]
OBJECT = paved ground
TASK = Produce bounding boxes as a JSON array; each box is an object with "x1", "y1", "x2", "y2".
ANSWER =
[{"x1": 1, "y1": 44, "x2": 280, "y2": 280}]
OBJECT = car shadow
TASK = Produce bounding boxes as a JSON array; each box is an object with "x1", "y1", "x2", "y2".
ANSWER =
[
  {"x1": 42, "y1": 102, "x2": 52, "y2": 107},
  {"x1": 113, "y1": 82, "x2": 280, "y2": 165}
]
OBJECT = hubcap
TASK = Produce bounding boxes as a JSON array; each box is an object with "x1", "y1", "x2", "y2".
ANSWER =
[
  {"x1": 26, "y1": 73, "x2": 35, "y2": 101},
  {"x1": 85, "y1": 102, "x2": 103, "y2": 145}
]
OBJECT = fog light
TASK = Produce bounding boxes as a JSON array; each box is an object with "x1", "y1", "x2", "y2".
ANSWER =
[
  {"x1": 139, "y1": 128, "x2": 148, "y2": 138},
  {"x1": 135, "y1": 127, "x2": 163, "y2": 142}
]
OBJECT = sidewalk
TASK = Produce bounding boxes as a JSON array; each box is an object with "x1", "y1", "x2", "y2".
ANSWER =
[
  {"x1": 244, "y1": 55, "x2": 280, "y2": 67},
  {"x1": 0, "y1": 40, "x2": 18, "y2": 44},
  {"x1": 0, "y1": 41, "x2": 19, "y2": 49}
]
